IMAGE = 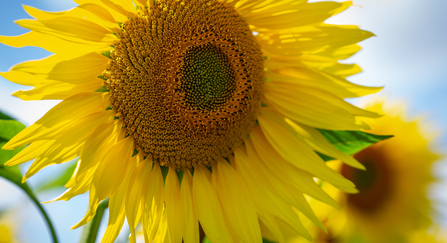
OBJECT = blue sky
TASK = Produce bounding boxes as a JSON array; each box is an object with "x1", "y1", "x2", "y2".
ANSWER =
[{"x1": 1, "y1": 0, "x2": 447, "y2": 242}]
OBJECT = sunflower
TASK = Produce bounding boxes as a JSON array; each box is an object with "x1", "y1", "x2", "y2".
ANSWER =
[
  {"x1": 0, "y1": 213, "x2": 18, "y2": 243},
  {"x1": 285, "y1": 100, "x2": 441, "y2": 243},
  {"x1": 1, "y1": 0, "x2": 380, "y2": 242}
]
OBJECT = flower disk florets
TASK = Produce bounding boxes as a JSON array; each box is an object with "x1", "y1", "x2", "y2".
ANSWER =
[{"x1": 104, "y1": 0, "x2": 264, "y2": 169}]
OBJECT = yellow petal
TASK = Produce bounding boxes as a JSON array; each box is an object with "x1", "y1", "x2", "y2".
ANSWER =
[
  {"x1": 13, "y1": 78, "x2": 103, "y2": 101},
  {"x1": 143, "y1": 163, "x2": 165, "y2": 242},
  {"x1": 0, "y1": 70, "x2": 39, "y2": 86},
  {"x1": 76, "y1": 120, "x2": 123, "y2": 184},
  {"x1": 141, "y1": 163, "x2": 165, "y2": 242},
  {"x1": 258, "y1": 110, "x2": 357, "y2": 193},
  {"x1": 4, "y1": 140, "x2": 48, "y2": 166},
  {"x1": 0, "y1": 31, "x2": 107, "y2": 54},
  {"x1": 75, "y1": 0, "x2": 129, "y2": 23},
  {"x1": 181, "y1": 171, "x2": 199, "y2": 243},
  {"x1": 23, "y1": 4, "x2": 120, "y2": 31},
  {"x1": 257, "y1": 25, "x2": 374, "y2": 56},
  {"x1": 165, "y1": 168, "x2": 182, "y2": 243},
  {"x1": 153, "y1": 209, "x2": 170, "y2": 243},
  {"x1": 15, "y1": 16, "x2": 117, "y2": 47},
  {"x1": 48, "y1": 161, "x2": 96, "y2": 202},
  {"x1": 22, "y1": 5, "x2": 66, "y2": 19},
  {"x1": 125, "y1": 156, "x2": 151, "y2": 243},
  {"x1": 247, "y1": 1, "x2": 352, "y2": 29},
  {"x1": 91, "y1": 136, "x2": 134, "y2": 201},
  {"x1": 192, "y1": 166, "x2": 234, "y2": 243},
  {"x1": 72, "y1": 135, "x2": 133, "y2": 229},
  {"x1": 245, "y1": 138, "x2": 328, "y2": 231},
  {"x1": 265, "y1": 82, "x2": 370, "y2": 130},
  {"x1": 100, "y1": 0, "x2": 137, "y2": 19},
  {"x1": 3, "y1": 92, "x2": 109, "y2": 150},
  {"x1": 287, "y1": 121, "x2": 365, "y2": 169},
  {"x1": 234, "y1": 147, "x2": 311, "y2": 240},
  {"x1": 23, "y1": 141, "x2": 80, "y2": 182},
  {"x1": 11, "y1": 52, "x2": 109, "y2": 84},
  {"x1": 101, "y1": 158, "x2": 137, "y2": 243},
  {"x1": 248, "y1": 128, "x2": 338, "y2": 208},
  {"x1": 23, "y1": 111, "x2": 113, "y2": 182},
  {"x1": 214, "y1": 161, "x2": 263, "y2": 243}
]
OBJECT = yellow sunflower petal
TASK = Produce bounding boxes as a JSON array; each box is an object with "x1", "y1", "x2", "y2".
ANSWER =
[
  {"x1": 13, "y1": 78, "x2": 103, "y2": 101},
  {"x1": 11, "y1": 52, "x2": 109, "y2": 84},
  {"x1": 125, "y1": 156, "x2": 149, "y2": 243},
  {"x1": 180, "y1": 171, "x2": 199, "y2": 243},
  {"x1": 0, "y1": 31, "x2": 104, "y2": 55},
  {"x1": 265, "y1": 82, "x2": 371, "y2": 130},
  {"x1": 15, "y1": 16, "x2": 117, "y2": 46},
  {"x1": 193, "y1": 166, "x2": 234, "y2": 243},
  {"x1": 265, "y1": 68, "x2": 381, "y2": 99},
  {"x1": 258, "y1": 110, "x2": 357, "y2": 193},
  {"x1": 101, "y1": 158, "x2": 137, "y2": 243},
  {"x1": 0, "y1": 70, "x2": 39, "y2": 86},
  {"x1": 214, "y1": 161, "x2": 263, "y2": 243},
  {"x1": 234, "y1": 147, "x2": 312, "y2": 240},
  {"x1": 257, "y1": 25, "x2": 374, "y2": 56},
  {"x1": 286, "y1": 121, "x2": 365, "y2": 169},
  {"x1": 4, "y1": 140, "x2": 48, "y2": 167},
  {"x1": 247, "y1": 1, "x2": 351, "y2": 29},
  {"x1": 141, "y1": 163, "x2": 165, "y2": 242},
  {"x1": 91, "y1": 136, "x2": 134, "y2": 201},
  {"x1": 165, "y1": 168, "x2": 182, "y2": 243},
  {"x1": 3, "y1": 92, "x2": 109, "y2": 150},
  {"x1": 72, "y1": 135, "x2": 133, "y2": 229}
]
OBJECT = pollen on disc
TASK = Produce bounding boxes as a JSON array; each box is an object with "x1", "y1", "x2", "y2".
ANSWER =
[{"x1": 104, "y1": 0, "x2": 264, "y2": 169}]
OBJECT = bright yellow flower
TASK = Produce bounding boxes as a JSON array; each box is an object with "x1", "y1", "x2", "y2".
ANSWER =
[
  {"x1": 286, "y1": 100, "x2": 442, "y2": 243},
  {"x1": 0, "y1": 224, "x2": 13, "y2": 243},
  {"x1": 1, "y1": 0, "x2": 380, "y2": 242},
  {"x1": 0, "y1": 214, "x2": 18, "y2": 243}
]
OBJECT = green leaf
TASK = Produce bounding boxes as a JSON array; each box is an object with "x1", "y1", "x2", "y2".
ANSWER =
[
  {"x1": 0, "y1": 119, "x2": 26, "y2": 140},
  {"x1": 0, "y1": 111, "x2": 14, "y2": 120},
  {"x1": 0, "y1": 119, "x2": 26, "y2": 173},
  {"x1": 317, "y1": 129, "x2": 393, "y2": 160},
  {"x1": 36, "y1": 160, "x2": 77, "y2": 192},
  {"x1": 95, "y1": 86, "x2": 109, "y2": 92},
  {"x1": 101, "y1": 51, "x2": 112, "y2": 59}
]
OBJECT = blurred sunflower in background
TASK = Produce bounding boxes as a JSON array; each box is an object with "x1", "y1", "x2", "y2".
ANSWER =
[
  {"x1": 0, "y1": 212, "x2": 19, "y2": 243},
  {"x1": 285, "y1": 100, "x2": 443, "y2": 243},
  {"x1": 1, "y1": 0, "x2": 381, "y2": 242}
]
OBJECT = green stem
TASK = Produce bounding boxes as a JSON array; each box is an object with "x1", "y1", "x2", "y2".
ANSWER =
[
  {"x1": 79, "y1": 198, "x2": 109, "y2": 243},
  {"x1": 0, "y1": 168, "x2": 59, "y2": 243}
]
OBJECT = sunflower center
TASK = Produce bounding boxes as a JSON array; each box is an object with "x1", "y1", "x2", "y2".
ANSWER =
[
  {"x1": 104, "y1": 0, "x2": 264, "y2": 169},
  {"x1": 341, "y1": 145, "x2": 393, "y2": 213},
  {"x1": 181, "y1": 44, "x2": 236, "y2": 112}
]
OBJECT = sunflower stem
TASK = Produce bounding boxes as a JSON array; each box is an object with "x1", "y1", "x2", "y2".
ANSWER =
[
  {"x1": 80, "y1": 198, "x2": 109, "y2": 243},
  {"x1": 0, "y1": 168, "x2": 59, "y2": 243}
]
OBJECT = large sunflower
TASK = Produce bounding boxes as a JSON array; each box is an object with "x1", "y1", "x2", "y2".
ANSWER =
[
  {"x1": 1, "y1": 0, "x2": 380, "y2": 242},
  {"x1": 285, "y1": 100, "x2": 441, "y2": 243}
]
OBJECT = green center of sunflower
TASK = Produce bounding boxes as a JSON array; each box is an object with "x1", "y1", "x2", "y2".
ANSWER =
[
  {"x1": 181, "y1": 44, "x2": 236, "y2": 112},
  {"x1": 104, "y1": 0, "x2": 264, "y2": 169}
]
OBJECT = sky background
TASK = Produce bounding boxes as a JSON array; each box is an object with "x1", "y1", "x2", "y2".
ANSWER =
[{"x1": 0, "y1": 0, "x2": 447, "y2": 242}]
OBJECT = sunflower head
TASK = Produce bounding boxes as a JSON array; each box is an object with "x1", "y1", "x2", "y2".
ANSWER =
[
  {"x1": 1, "y1": 0, "x2": 383, "y2": 242},
  {"x1": 103, "y1": 0, "x2": 264, "y2": 169}
]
